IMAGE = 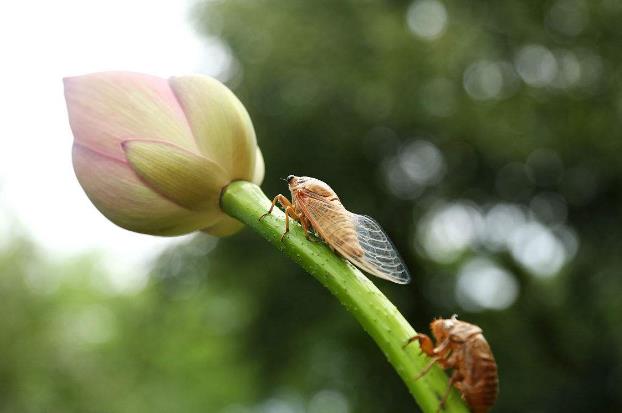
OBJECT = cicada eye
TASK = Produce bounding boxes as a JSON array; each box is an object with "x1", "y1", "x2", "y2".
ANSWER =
[
  {"x1": 287, "y1": 175, "x2": 295, "y2": 183},
  {"x1": 444, "y1": 320, "x2": 454, "y2": 330}
]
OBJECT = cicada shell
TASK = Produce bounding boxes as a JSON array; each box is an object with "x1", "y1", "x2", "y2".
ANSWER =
[
  {"x1": 405, "y1": 315, "x2": 498, "y2": 413},
  {"x1": 261, "y1": 175, "x2": 411, "y2": 284}
]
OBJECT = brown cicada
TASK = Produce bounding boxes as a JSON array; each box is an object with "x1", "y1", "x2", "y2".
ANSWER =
[
  {"x1": 405, "y1": 315, "x2": 498, "y2": 413},
  {"x1": 259, "y1": 175, "x2": 410, "y2": 284}
]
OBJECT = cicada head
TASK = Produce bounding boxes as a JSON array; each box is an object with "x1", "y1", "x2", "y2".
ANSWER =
[
  {"x1": 287, "y1": 175, "x2": 337, "y2": 199},
  {"x1": 430, "y1": 315, "x2": 459, "y2": 342}
]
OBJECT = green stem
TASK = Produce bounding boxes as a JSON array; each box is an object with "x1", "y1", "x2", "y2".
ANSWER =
[{"x1": 221, "y1": 181, "x2": 469, "y2": 413}]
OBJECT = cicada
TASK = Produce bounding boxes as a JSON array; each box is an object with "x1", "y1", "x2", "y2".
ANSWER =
[
  {"x1": 404, "y1": 315, "x2": 498, "y2": 413},
  {"x1": 259, "y1": 175, "x2": 410, "y2": 284}
]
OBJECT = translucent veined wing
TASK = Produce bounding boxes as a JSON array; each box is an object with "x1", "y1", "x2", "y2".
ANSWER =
[
  {"x1": 352, "y1": 214, "x2": 411, "y2": 284},
  {"x1": 298, "y1": 192, "x2": 411, "y2": 284}
]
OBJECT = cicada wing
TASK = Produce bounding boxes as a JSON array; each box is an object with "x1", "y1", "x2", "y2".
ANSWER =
[
  {"x1": 298, "y1": 193, "x2": 364, "y2": 260},
  {"x1": 351, "y1": 214, "x2": 411, "y2": 284},
  {"x1": 299, "y1": 193, "x2": 411, "y2": 284}
]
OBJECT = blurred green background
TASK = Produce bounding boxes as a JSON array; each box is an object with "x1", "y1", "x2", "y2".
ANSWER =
[{"x1": 2, "y1": 0, "x2": 622, "y2": 412}]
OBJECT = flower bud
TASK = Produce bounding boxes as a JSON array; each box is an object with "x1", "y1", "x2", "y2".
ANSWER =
[{"x1": 64, "y1": 71, "x2": 263, "y2": 236}]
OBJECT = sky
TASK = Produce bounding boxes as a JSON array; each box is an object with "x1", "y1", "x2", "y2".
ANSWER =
[{"x1": 0, "y1": 0, "x2": 226, "y2": 291}]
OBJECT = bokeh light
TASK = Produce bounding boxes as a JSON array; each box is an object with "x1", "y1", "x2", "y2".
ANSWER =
[
  {"x1": 515, "y1": 44, "x2": 559, "y2": 88},
  {"x1": 508, "y1": 221, "x2": 569, "y2": 277},
  {"x1": 463, "y1": 61, "x2": 507, "y2": 101},
  {"x1": 456, "y1": 257, "x2": 519, "y2": 311},
  {"x1": 552, "y1": 49, "x2": 582, "y2": 89},
  {"x1": 417, "y1": 201, "x2": 483, "y2": 264},
  {"x1": 482, "y1": 203, "x2": 527, "y2": 251},
  {"x1": 384, "y1": 140, "x2": 445, "y2": 199},
  {"x1": 406, "y1": 0, "x2": 448, "y2": 41}
]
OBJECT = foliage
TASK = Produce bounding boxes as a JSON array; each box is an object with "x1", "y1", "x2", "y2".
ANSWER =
[{"x1": 0, "y1": 237, "x2": 258, "y2": 413}]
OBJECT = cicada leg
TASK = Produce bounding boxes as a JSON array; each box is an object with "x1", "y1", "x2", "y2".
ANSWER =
[
  {"x1": 404, "y1": 333, "x2": 435, "y2": 355},
  {"x1": 413, "y1": 356, "x2": 441, "y2": 381},
  {"x1": 259, "y1": 194, "x2": 293, "y2": 221},
  {"x1": 261, "y1": 194, "x2": 316, "y2": 241},
  {"x1": 433, "y1": 337, "x2": 452, "y2": 356},
  {"x1": 437, "y1": 370, "x2": 463, "y2": 413},
  {"x1": 300, "y1": 215, "x2": 315, "y2": 241},
  {"x1": 260, "y1": 194, "x2": 317, "y2": 241},
  {"x1": 404, "y1": 333, "x2": 441, "y2": 381},
  {"x1": 282, "y1": 206, "x2": 302, "y2": 241}
]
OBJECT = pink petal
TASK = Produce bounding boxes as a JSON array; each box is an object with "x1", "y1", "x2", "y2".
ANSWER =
[
  {"x1": 64, "y1": 72, "x2": 198, "y2": 161},
  {"x1": 73, "y1": 143, "x2": 220, "y2": 236}
]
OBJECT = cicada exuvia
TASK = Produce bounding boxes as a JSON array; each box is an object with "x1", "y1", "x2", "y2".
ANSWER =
[
  {"x1": 404, "y1": 315, "x2": 499, "y2": 413},
  {"x1": 259, "y1": 175, "x2": 411, "y2": 284}
]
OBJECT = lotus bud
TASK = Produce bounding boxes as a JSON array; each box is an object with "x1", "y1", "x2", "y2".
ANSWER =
[{"x1": 64, "y1": 72, "x2": 263, "y2": 237}]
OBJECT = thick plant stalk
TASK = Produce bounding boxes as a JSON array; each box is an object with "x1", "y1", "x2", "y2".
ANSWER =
[{"x1": 221, "y1": 181, "x2": 469, "y2": 413}]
